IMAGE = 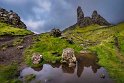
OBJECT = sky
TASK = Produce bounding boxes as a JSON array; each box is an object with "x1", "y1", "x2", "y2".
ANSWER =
[{"x1": 0, "y1": 0, "x2": 124, "y2": 33}]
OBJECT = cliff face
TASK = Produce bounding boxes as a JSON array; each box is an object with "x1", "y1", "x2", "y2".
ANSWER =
[
  {"x1": 0, "y1": 8, "x2": 27, "y2": 29},
  {"x1": 77, "y1": 6, "x2": 110, "y2": 27}
]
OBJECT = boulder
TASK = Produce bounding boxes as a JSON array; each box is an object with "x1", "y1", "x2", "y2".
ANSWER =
[
  {"x1": 32, "y1": 53, "x2": 43, "y2": 64},
  {"x1": 50, "y1": 28, "x2": 61, "y2": 37},
  {"x1": 62, "y1": 48, "x2": 77, "y2": 67}
]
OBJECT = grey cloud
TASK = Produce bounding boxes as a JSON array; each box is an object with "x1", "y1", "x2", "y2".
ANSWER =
[{"x1": 0, "y1": 0, "x2": 124, "y2": 33}]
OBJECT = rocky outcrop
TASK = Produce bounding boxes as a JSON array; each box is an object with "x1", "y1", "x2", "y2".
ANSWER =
[
  {"x1": 92, "y1": 10, "x2": 110, "y2": 26},
  {"x1": 77, "y1": 6, "x2": 110, "y2": 27},
  {"x1": 0, "y1": 7, "x2": 27, "y2": 29},
  {"x1": 62, "y1": 48, "x2": 77, "y2": 67},
  {"x1": 50, "y1": 28, "x2": 62, "y2": 37}
]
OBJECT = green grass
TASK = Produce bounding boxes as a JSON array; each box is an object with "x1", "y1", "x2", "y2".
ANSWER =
[
  {"x1": 1, "y1": 20, "x2": 124, "y2": 82},
  {"x1": 0, "y1": 64, "x2": 22, "y2": 83},
  {"x1": 12, "y1": 38, "x2": 24, "y2": 46},
  {"x1": 63, "y1": 23, "x2": 124, "y2": 83},
  {"x1": 24, "y1": 33, "x2": 83, "y2": 67},
  {"x1": 0, "y1": 22, "x2": 33, "y2": 36}
]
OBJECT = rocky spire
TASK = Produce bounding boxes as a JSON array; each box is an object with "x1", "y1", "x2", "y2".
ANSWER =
[
  {"x1": 92, "y1": 10, "x2": 110, "y2": 26},
  {"x1": 76, "y1": 6, "x2": 111, "y2": 27},
  {"x1": 77, "y1": 6, "x2": 84, "y2": 23}
]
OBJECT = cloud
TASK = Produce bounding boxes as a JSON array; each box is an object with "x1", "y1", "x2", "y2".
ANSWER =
[
  {"x1": 0, "y1": 0, "x2": 124, "y2": 33},
  {"x1": 23, "y1": 19, "x2": 45, "y2": 33},
  {"x1": 2, "y1": 0, "x2": 28, "y2": 5},
  {"x1": 32, "y1": 0, "x2": 51, "y2": 14}
]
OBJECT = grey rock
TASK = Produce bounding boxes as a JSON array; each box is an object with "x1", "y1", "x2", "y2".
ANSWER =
[
  {"x1": 0, "y1": 7, "x2": 27, "y2": 29},
  {"x1": 62, "y1": 48, "x2": 77, "y2": 67},
  {"x1": 77, "y1": 6, "x2": 111, "y2": 28},
  {"x1": 92, "y1": 10, "x2": 110, "y2": 26},
  {"x1": 77, "y1": 6, "x2": 84, "y2": 24},
  {"x1": 17, "y1": 46, "x2": 24, "y2": 49}
]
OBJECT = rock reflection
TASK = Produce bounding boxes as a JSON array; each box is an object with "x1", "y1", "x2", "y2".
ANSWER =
[
  {"x1": 76, "y1": 53, "x2": 101, "y2": 77},
  {"x1": 20, "y1": 53, "x2": 114, "y2": 83},
  {"x1": 31, "y1": 53, "x2": 101, "y2": 77}
]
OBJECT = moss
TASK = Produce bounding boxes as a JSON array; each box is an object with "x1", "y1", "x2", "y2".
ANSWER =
[
  {"x1": 0, "y1": 22, "x2": 33, "y2": 36},
  {"x1": 0, "y1": 64, "x2": 22, "y2": 83}
]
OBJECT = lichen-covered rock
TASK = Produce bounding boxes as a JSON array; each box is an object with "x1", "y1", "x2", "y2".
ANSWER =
[
  {"x1": 50, "y1": 28, "x2": 61, "y2": 37},
  {"x1": 31, "y1": 53, "x2": 43, "y2": 64},
  {"x1": 0, "y1": 7, "x2": 27, "y2": 29},
  {"x1": 62, "y1": 48, "x2": 76, "y2": 67}
]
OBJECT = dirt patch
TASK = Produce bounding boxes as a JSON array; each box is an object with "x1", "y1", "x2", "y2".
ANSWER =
[{"x1": 0, "y1": 35, "x2": 36, "y2": 66}]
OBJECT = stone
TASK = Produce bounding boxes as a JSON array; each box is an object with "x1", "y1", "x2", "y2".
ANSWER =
[
  {"x1": 50, "y1": 28, "x2": 61, "y2": 37},
  {"x1": 32, "y1": 53, "x2": 43, "y2": 64},
  {"x1": 17, "y1": 46, "x2": 24, "y2": 49},
  {"x1": 76, "y1": 6, "x2": 111, "y2": 28},
  {"x1": 0, "y1": 7, "x2": 27, "y2": 29},
  {"x1": 62, "y1": 48, "x2": 77, "y2": 67}
]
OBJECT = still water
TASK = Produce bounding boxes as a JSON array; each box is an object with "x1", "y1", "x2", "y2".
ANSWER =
[{"x1": 20, "y1": 53, "x2": 114, "y2": 83}]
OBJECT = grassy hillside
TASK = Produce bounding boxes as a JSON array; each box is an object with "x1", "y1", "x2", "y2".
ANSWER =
[
  {"x1": 63, "y1": 23, "x2": 124, "y2": 83},
  {"x1": 24, "y1": 22, "x2": 124, "y2": 82},
  {"x1": 0, "y1": 22, "x2": 33, "y2": 36},
  {"x1": 24, "y1": 33, "x2": 83, "y2": 67},
  {"x1": 0, "y1": 22, "x2": 33, "y2": 83},
  {"x1": 1, "y1": 21, "x2": 124, "y2": 83}
]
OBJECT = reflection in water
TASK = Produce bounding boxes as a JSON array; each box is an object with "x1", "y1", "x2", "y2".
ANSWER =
[
  {"x1": 20, "y1": 53, "x2": 114, "y2": 83},
  {"x1": 76, "y1": 53, "x2": 101, "y2": 77}
]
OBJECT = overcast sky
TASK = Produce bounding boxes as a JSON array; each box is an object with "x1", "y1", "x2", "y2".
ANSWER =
[{"x1": 0, "y1": 0, "x2": 124, "y2": 33}]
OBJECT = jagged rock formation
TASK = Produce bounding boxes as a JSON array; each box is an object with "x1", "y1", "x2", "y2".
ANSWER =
[
  {"x1": 77, "y1": 6, "x2": 110, "y2": 27},
  {"x1": 63, "y1": 6, "x2": 111, "y2": 32},
  {"x1": 92, "y1": 10, "x2": 110, "y2": 26},
  {"x1": 0, "y1": 7, "x2": 27, "y2": 29}
]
